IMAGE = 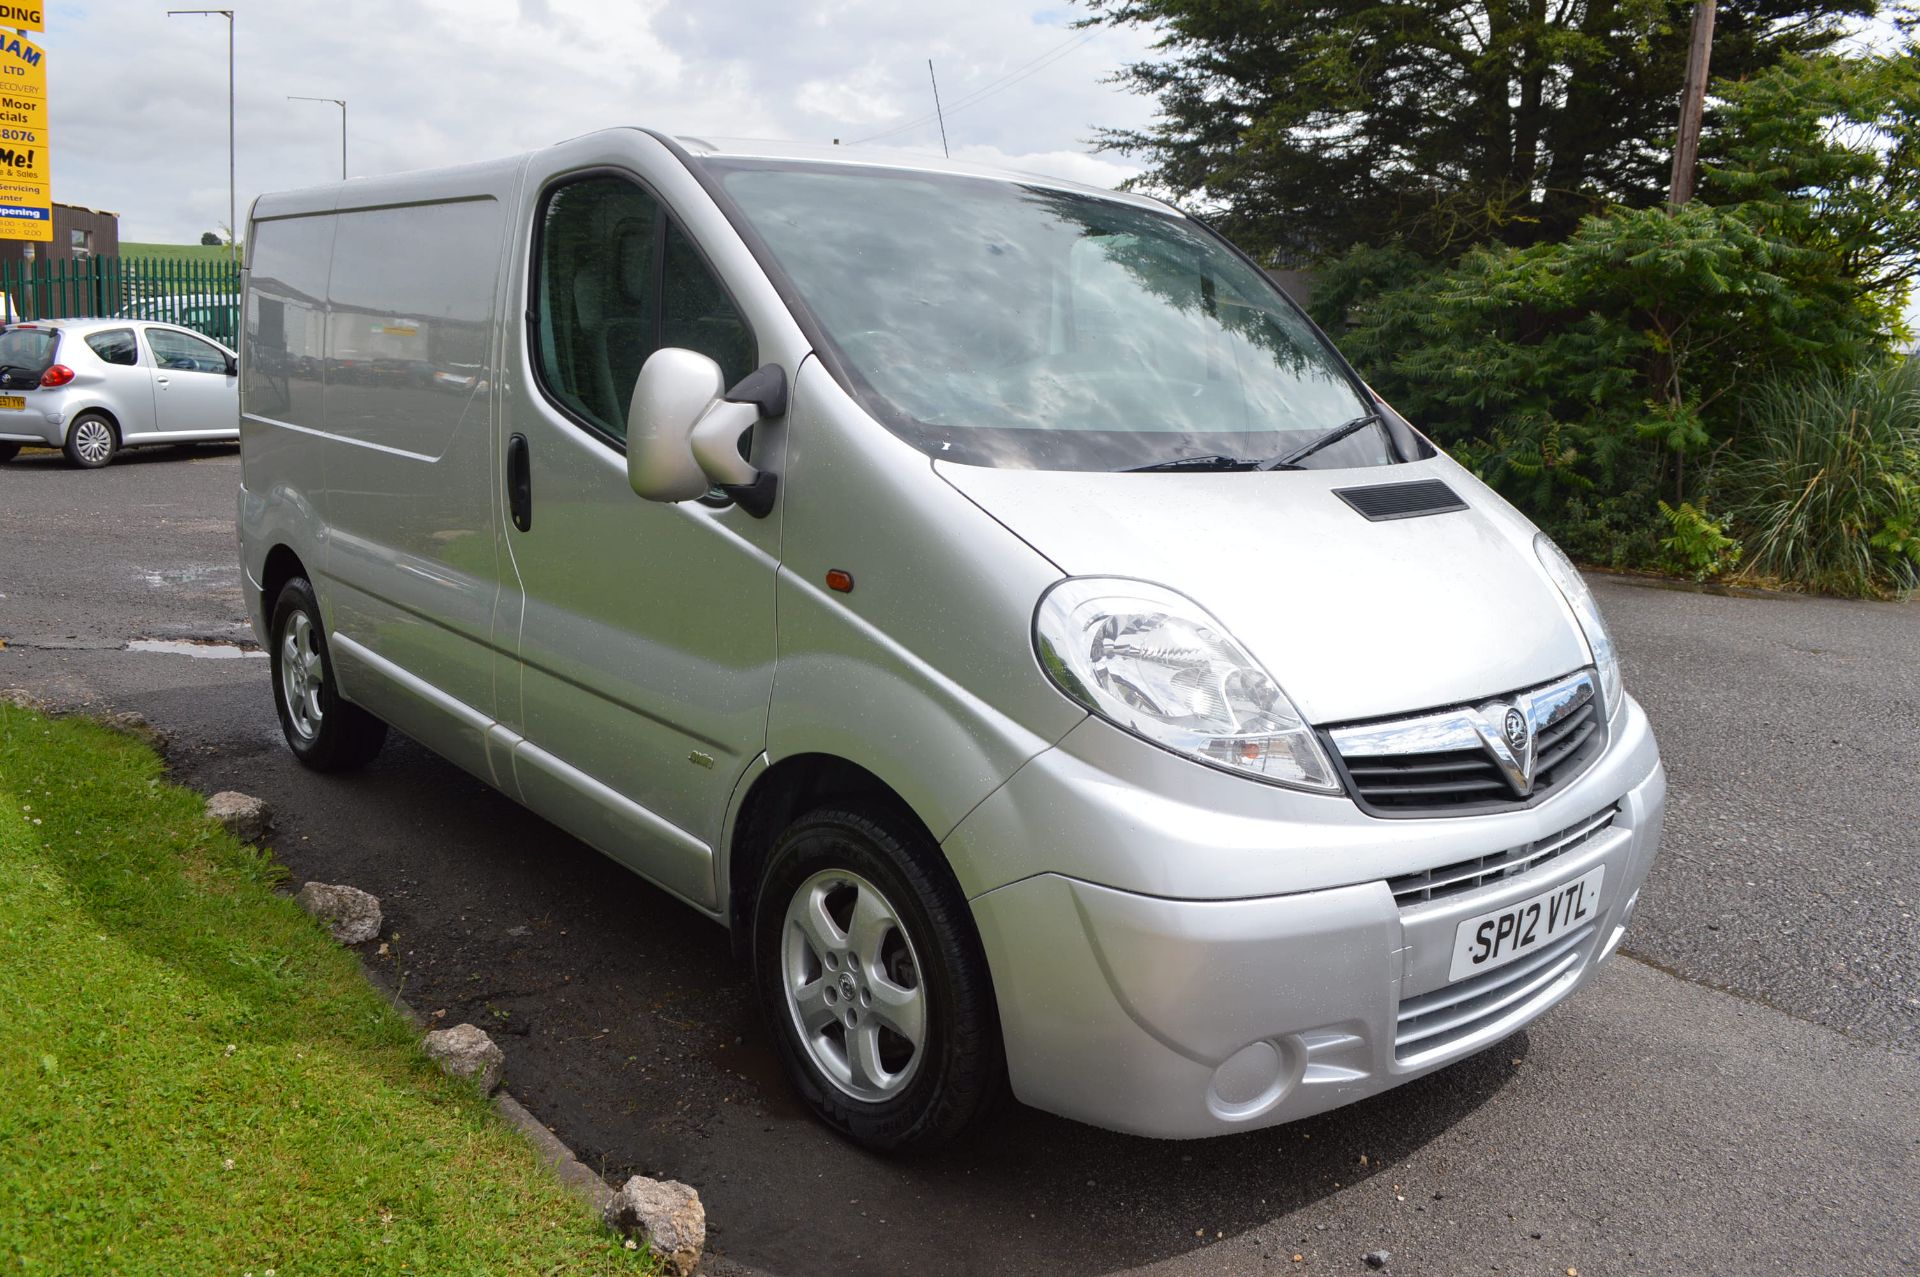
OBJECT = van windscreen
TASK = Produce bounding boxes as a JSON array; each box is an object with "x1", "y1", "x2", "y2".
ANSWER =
[{"x1": 713, "y1": 161, "x2": 1393, "y2": 472}]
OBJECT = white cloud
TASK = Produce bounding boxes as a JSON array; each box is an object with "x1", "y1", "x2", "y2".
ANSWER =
[{"x1": 46, "y1": 0, "x2": 1161, "y2": 242}]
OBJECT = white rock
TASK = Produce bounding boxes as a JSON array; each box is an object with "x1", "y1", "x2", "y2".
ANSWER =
[
  {"x1": 294, "y1": 881, "x2": 382, "y2": 945},
  {"x1": 205, "y1": 790, "x2": 271, "y2": 843},
  {"x1": 422, "y1": 1023, "x2": 505, "y2": 1093},
  {"x1": 604, "y1": 1176, "x2": 705, "y2": 1276}
]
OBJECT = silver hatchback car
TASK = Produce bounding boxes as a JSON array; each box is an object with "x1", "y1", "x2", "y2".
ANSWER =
[{"x1": 0, "y1": 317, "x2": 238, "y2": 468}]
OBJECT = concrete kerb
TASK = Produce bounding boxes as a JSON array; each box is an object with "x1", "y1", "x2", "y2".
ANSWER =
[
  {"x1": 1579, "y1": 565, "x2": 1831, "y2": 601},
  {"x1": 371, "y1": 976, "x2": 617, "y2": 1212}
]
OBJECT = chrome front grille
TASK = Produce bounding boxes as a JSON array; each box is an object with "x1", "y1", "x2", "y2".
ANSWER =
[
  {"x1": 1394, "y1": 923, "x2": 1596, "y2": 1061},
  {"x1": 1389, "y1": 806, "x2": 1618, "y2": 909},
  {"x1": 1325, "y1": 669, "x2": 1607, "y2": 817}
]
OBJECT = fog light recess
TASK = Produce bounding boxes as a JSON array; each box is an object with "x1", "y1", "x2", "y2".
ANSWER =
[{"x1": 1206, "y1": 1037, "x2": 1306, "y2": 1123}]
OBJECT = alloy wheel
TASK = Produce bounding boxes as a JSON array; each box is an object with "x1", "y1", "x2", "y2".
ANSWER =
[
  {"x1": 278, "y1": 609, "x2": 325, "y2": 742},
  {"x1": 781, "y1": 868, "x2": 928, "y2": 1102},
  {"x1": 71, "y1": 419, "x2": 113, "y2": 465}
]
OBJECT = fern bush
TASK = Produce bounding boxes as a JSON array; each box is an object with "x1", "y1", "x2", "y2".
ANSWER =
[{"x1": 1656, "y1": 501, "x2": 1743, "y2": 581}]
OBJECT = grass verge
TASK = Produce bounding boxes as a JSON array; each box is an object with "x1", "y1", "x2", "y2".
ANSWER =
[{"x1": 0, "y1": 703, "x2": 652, "y2": 1274}]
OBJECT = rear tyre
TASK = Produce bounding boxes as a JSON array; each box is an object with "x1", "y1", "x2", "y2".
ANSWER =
[
  {"x1": 753, "y1": 805, "x2": 1004, "y2": 1152},
  {"x1": 269, "y1": 576, "x2": 387, "y2": 772},
  {"x1": 0, "y1": 442, "x2": 19, "y2": 463},
  {"x1": 62, "y1": 413, "x2": 117, "y2": 469}
]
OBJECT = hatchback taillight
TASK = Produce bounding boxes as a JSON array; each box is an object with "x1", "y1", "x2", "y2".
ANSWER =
[{"x1": 39, "y1": 364, "x2": 73, "y2": 387}]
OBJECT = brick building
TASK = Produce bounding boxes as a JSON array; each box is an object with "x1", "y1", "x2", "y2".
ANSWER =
[{"x1": 0, "y1": 202, "x2": 120, "y2": 265}]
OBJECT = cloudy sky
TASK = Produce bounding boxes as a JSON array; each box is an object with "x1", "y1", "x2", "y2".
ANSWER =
[{"x1": 43, "y1": 0, "x2": 1164, "y2": 244}]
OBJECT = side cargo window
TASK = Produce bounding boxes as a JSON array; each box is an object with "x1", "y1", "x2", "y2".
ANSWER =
[{"x1": 532, "y1": 174, "x2": 755, "y2": 442}]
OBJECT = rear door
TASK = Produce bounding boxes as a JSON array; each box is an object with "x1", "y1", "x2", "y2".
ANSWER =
[
  {"x1": 79, "y1": 327, "x2": 159, "y2": 440},
  {"x1": 143, "y1": 326, "x2": 235, "y2": 436},
  {"x1": 498, "y1": 156, "x2": 783, "y2": 911}
]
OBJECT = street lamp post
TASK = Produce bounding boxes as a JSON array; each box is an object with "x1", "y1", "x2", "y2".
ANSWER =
[
  {"x1": 287, "y1": 96, "x2": 347, "y2": 180},
  {"x1": 167, "y1": 8, "x2": 235, "y2": 263}
]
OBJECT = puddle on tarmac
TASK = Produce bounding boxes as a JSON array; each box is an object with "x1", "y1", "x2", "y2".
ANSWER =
[
  {"x1": 125, "y1": 638, "x2": 265, "y2": 660},
  {"x1": 138, "y1": 565, "x2": 234, "y2": 588}
]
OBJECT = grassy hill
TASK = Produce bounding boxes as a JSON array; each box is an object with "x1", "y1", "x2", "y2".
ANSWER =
[{"x1": 119, "y1": 241, "x2": 238, "y2": 263}]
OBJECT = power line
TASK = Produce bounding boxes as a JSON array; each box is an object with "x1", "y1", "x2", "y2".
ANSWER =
[{"x1": 847, "y1": 29, "x2": 1099, "y2": 147}]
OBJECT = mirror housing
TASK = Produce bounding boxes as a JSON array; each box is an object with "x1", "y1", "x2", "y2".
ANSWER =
[{"x1": 626, "y1": 349, "x2": 782, "y2": 516}]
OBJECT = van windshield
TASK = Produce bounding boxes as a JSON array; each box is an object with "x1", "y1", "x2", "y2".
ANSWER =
[{"x1": 713, "y1": 161, "x2": 1391, "y2": 472}]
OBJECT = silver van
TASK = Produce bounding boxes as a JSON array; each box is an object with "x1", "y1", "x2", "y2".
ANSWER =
[{"x1": 238, "y1": 131, "x2": 1666, "y2": 1151}]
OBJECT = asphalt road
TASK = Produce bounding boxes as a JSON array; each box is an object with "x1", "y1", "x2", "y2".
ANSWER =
[{"x1": 2, "y1": 446, "x2": 1916, "y2": 1277}]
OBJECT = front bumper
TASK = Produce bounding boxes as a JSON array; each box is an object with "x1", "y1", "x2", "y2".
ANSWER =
[{"x1": 960, "y1": 701, "x2": 1666, "y2": 1139}]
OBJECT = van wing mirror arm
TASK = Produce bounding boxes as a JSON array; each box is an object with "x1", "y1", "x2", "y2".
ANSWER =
[
  {"x1": 720, "y1": 471, "x2": 778, "y2": 518},
  {"x1": 710, "y1": 363, "x2": 786, "y2": 518},
  {"x1": 723, "y1": 362, "x2": 787, "y2": 418}
]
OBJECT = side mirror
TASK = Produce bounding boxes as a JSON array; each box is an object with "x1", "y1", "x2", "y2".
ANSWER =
[
  {"x1": 626, "y1": 349, "x2": 783, "y2": 517},
  {"x1": 224, "y1": 356, "x2": 238, "y2": 377}
]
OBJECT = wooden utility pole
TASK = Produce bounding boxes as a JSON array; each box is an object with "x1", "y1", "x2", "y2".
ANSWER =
[{"x1": 1669, "y1": 0, "x2": 1717, "y2": 206}]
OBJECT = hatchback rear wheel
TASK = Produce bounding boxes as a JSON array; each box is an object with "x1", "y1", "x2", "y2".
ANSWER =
[
  {"x1": 63, "y1": 413, "x2": 117, "y2": 469},
  {"x1": 0, "y1": 442, "x2": 19, "y2": 463}
]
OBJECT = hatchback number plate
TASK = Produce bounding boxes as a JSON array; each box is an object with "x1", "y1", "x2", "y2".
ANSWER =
[
  {"x1": 0, "y1": 394, "x2": 24, "y2": 410},
  {"x1": 1448, "y1": 865, "x2": 1604, "y2": 982}
]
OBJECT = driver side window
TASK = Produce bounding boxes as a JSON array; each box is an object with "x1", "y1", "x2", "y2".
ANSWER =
[
  {"x1": 532, "y1": 174, "x2": 755, "y2": 442},
  {"x1": 145, "y1": 327, "x2": 229, "y2": 374}
]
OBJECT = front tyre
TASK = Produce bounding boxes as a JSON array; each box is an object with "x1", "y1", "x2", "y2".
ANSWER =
[
  {"x1": 63, "y1": 413, "x2": 118, "y2": 468},
  {"x1": 269, "y1": 576, "x2": 387, "y2": 771},
  {"x1": 754, "y1": 806, "x2": 1004, "y2": 1152}
]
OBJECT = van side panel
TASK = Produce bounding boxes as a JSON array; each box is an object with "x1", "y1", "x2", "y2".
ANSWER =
[
  {"x1": 316, "y1": 197, "x2": 511, "y2": 780},
  {"x1": 240, "y1": 206, "x2": 340, "y2": 642}
]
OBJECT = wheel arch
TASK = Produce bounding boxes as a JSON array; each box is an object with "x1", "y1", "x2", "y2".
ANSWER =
[
  {"x1": 725, "y1": 752, "x2": 939, "y2": 956},
  {"x1": 260, "y1": 544, "x2": 309, "y2": 620},
  {"x1": 65, "y1": 405, "x2": 121, "y2": 443}
]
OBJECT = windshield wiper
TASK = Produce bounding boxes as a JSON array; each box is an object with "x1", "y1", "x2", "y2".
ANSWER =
[
  {"x1": 1121, "y1": 453, "x2": 1260, "y2": 473},
  {"x1": 1257, "y1": 412, "x2": 1383, "y2": 471}
]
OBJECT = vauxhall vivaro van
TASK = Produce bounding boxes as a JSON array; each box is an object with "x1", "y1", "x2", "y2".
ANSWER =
[{"x1": 238, "y1": 130, "x2": 1665, "y2": 1151}]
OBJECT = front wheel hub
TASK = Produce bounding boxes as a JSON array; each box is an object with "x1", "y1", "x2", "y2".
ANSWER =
[{"x1": 780, "y1": 868, "x2": 928, "y2": 1102}]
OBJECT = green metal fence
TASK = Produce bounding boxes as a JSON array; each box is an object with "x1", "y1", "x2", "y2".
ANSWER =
[{"x1": 0, "y1": 255, "x2": 240, "y2": 346}]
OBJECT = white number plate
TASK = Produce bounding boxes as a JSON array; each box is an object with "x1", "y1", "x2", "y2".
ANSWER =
[{"x1": 1449, "y1": 866, "x2": 1604, "y2": 982}]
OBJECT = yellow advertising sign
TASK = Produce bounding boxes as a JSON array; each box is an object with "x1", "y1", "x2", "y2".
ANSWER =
[
  {"x1": 0, "y1": 29, "x2": 46, "y2": 241},
  {"x1": 0, "y1": 4, "x2": 42, "y2": 33},
  {"x1": 0, "y1": 33, "x2": 41, "y2": 97}
]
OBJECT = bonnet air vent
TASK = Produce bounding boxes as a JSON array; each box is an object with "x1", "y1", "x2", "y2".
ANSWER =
[{"x1": 1334, "y1": 479, "x2": 1469, "y2": 522}]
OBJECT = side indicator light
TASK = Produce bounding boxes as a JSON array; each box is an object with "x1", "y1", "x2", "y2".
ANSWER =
[{"x1": 825, "y1": 569, "x2": 854, "y2": 593}]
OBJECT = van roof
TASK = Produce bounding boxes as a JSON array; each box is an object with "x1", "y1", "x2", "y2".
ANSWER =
[
  {"x1": 249, "y1": 128, "x2": 1176, "y2": 228},
  {"x1": 664, "y1": 134, "x2": 1177, "y2": 214}
]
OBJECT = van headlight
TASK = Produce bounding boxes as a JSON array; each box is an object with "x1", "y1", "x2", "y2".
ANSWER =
[
  {"x1": 1534, "y1": 533, "x2": 1623, "y2": 718},
  {"x1": 1033, "y1": 578, "x2": 1340, "y2": 793}
]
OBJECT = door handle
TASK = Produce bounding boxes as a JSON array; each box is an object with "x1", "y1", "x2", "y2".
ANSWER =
[
  {"x1": 155, "y1": 376, "x2": 170, "y2": 385},
  {"x1": 506, "y1": 432, "x2": 532, "y2": 532}
]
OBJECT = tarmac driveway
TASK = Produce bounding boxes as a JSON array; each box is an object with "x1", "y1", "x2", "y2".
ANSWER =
[{"x1": 2, "y1": 447, "x2": 1915, "y2": 1276}]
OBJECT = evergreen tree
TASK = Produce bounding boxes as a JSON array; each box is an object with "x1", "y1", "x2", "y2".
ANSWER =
[{"x1": 1079, "y1": 0, "x2": 1873, "y2": 260}]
